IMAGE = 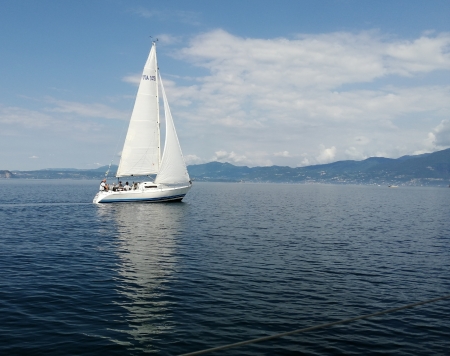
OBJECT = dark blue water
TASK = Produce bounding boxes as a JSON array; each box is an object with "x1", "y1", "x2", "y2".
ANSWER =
[{"x1": 0, "y1": 180, "x2": 449, "y2": 355}]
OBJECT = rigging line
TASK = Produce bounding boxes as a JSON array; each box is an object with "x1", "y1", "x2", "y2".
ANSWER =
[
  {"x1": 104, "y1": 161, "x2": 112, "y2": 178},
  {"x1": 179, "y1": 294, "x2": 450, "y2": 356},
  {"x1": 103, "y1": 112, "x2": 130, "y2": 179},
  {"x1": 107, "y1": 115, "x2": 130, "y2": 177}
]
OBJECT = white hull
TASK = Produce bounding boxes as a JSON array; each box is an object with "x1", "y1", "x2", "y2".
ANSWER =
[{"x1": 93, "y1": 184, "x2": 191, "y2": 204}]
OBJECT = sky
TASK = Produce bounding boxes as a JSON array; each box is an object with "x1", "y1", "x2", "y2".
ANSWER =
[{"x1": 1, "y1": 0, "x2": 450, "y2": 170}]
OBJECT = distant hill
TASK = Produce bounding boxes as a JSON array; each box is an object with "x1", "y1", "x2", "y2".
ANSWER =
[
  {"x1": 2, "y1": 149, "x2": 450, "y2": 186},
  {"x1": 187, "y1": 148, "x2": 450, "y2": 186},
  {"x1": 7, "y1": 165, "x2": 119, "y2": 180},
  {"x1": 0, "y1": 170, "x2": 14, "y2": 178}
]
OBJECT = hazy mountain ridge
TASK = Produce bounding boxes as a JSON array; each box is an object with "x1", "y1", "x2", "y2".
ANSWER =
[
  {"x1": 2, "y1": 148, "x2": 450, "y2": 186},
  {"x1": 7, "y1": 165, "x2": 120, "y2": 180},
  {"x1": 188, "y1": 148, "x2": 450, "y2": 186}
]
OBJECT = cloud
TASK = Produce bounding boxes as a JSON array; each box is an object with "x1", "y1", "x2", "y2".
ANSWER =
[
  {"x1": 5, "y1": 29, "x2": 450, "y2": 170},
  {"x1": 175, "y1": 11, "x2": 201, "y2": 26},
  {"x1": 132, "y1": 8, "x2": 162, "y2": 19},
  {"x1": 354, "y1": 136, "x2": 370, "y2": 145},
  {"x1": 0, "y1": 98, "x2": 130, "y2": 169},
  {"x1": 0, "y1": 100, "x2": 122, "y2": 142},
  {"x1": 122, "y1": 74, "x2": 141, "y2": 85},
  {"x1": 274, "y1": 151, "x2": 291, "y2": 157},
  {"x1": 45, "y1": 98, "x2": 128, "y2": 120},
  {"x1": 428, "y1": 120, "x2": 450, "y2": 148},
  {"x1": 0, "y1": 104, "x2": 55, "y2": 128},
  {"x1": 316, "y1": 145, "x2": 337, "y2": 164},
  {"x1": 213, "y1": 150, "x2": 247, "y2": 163},
  {"x1": 155, "y1": 34, "x2": 181, "y2": 45},
  {"x1": 164, "y1": 30, "x2": 450, "y2": 166},
  {"x1": 184, "y1": 154, "x2": 204, "y2": 165},
  {"x1": 211, "y1": 150, "x2": 272, "y2": 166},
  {"x1": 299, "y1": 158, "x2": 311, "y2": 167},
  {"x1": 345, "y1": 147, "x2": 368, "y2": 160},
  {"x1": 132, "y1": 8, "x2": 200, "y2": 26},
  {"x1": 385, "y1": 34, "x2": 450, "y2": 75},
  {"x1": 434, "y1": 120, "x2": 450, "y2": 146},
  {"x1": 1, "y1": 99, "x2": 127, "y2": 136},
  {"x1": 178, "y1": 30, "x2": 450, "y2": 91}
]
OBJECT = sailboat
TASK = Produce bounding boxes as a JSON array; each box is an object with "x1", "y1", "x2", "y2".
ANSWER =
[{"x1": 93, "y1": 42, "x2": 192, "y2": 204}]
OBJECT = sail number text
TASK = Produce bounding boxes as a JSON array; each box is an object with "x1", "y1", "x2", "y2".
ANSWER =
[{"x1": 142, "y1": 75, "x2": 156, "y2": 81}]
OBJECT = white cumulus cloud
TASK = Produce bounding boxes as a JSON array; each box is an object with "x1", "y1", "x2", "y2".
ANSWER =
[
  {"x1": 184, "y1": 154, "x2": 204, "y2": 165},
  {"x1": 274, "y1": 151, "x2": 291, "y2": 157},
  {"x1": 316, "y1": 145, "x2": 337, "y2": 164},
  {"x1": 164, "y1": 29, "x2": 450, "y2": 166},
  {"x1": 427, "y1": 119, "x2": 450, "y2": 148}
]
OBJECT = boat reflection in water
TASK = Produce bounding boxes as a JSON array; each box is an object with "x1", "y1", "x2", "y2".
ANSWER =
[{"x1": 98, "y1": 202, "x2": 188, "y2": 351}]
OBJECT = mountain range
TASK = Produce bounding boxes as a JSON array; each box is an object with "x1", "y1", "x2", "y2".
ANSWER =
[{"x1": 2, "y1": 148, "x2": 450, "y2": 186}]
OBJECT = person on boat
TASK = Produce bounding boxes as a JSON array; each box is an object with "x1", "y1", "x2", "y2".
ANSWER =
[
  {"x1": 124, "y1": 182, "x2": 131, "y2": 191},
  {"x1": 99, "y1": 179, "x2": 107, "y2": 192}
]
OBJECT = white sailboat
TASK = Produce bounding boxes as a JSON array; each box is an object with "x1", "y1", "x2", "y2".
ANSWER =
[{"x1": 93, "y1": 42, "x2": 192, "y2": 204}]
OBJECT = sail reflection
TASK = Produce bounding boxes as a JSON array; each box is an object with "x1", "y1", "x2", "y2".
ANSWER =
[{"x1": 106, "y1": 203, "x2": 188, "y2": 349}]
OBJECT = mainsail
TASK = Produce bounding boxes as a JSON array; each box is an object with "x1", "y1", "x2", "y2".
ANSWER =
[
  {"x1": 155, "y1": 75, "x2": 191, "y2": 185},
  {"x1": 117, "y1": 43, "x2": 161, "y2": 177}
]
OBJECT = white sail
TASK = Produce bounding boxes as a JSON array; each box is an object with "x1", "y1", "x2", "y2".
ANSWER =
[
  {"x1": 117, "y1": 43, "x2": 161, "y2": 177},
  {"x1": 155, "y1": 75, "x2": 191, "y2": 185}
]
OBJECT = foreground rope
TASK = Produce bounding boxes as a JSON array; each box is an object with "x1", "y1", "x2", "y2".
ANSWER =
[{"x1": 179, "y1": 294, "x2": 450, "y2": 356}]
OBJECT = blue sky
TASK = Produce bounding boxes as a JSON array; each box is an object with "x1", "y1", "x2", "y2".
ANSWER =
[{"x1": 1, "y1": 0, "x2": 450, "y2": 170}]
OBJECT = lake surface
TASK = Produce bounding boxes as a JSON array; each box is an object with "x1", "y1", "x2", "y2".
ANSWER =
[{"x1": 0, "y1": 180, "x2": 449, "y2": 355}]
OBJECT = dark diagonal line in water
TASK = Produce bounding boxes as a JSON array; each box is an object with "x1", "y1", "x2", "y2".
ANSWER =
[
  {"x1": 0, "y1": 203, "x2": 92, "y2": 208},
  {"x1": 179, "y1": 294, "x2": 450, "y2": 356}
]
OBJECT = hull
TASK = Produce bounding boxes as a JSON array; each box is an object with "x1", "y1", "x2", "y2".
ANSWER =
[{"x1": 93, "y1": 184, "x2": 191, "y2": 204}]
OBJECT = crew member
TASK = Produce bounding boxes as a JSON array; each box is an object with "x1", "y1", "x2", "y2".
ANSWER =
[{"x1": 99, "y1": 179, "x2": 107, "y2": 192}]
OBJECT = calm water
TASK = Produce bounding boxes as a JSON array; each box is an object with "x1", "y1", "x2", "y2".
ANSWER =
[{"x1": 0, "y1": 180, "x2": 449, "y2": 355}]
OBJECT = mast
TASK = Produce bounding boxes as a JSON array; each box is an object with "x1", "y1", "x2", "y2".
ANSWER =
[{"x1": 155, "y1": 42, "x2": 161, "y2": 168}]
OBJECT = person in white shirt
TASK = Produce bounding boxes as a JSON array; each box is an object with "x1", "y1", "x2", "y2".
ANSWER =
[
  {"x1": 99, "y1": 178, "x2": 108, "y2": 192},
  {"x1": 123, "y1": 182, "x2": 131, "y2": 191}
]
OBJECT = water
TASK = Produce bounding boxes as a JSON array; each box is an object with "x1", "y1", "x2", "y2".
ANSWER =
[{"x1": 0, "y1": 180, "x2": 449, "y2": 355}]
